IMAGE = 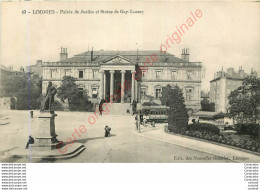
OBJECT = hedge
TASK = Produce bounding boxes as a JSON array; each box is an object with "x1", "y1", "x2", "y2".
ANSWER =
[{"x1": 187, "y1": 123, "x2": 220, "y2": 135}]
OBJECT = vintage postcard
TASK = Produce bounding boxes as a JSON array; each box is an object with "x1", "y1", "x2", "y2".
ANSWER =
[{"x1": 0, "y1": 1, "x2": 259, "y2": 164}]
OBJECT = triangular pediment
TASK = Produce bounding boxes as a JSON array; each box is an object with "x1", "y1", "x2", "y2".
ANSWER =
[{"x1": 102, "y1": 55, "x2": 133, "y2": 65}]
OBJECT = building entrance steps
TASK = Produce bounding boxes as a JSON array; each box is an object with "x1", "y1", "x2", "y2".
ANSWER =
[{"x1": 102, "y1": 103, "x2": 131, "y2": 115}]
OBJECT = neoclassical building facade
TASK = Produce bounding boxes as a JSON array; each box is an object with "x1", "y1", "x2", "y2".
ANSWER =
[{"x1": 42, "y1": 48, "x2": 202, "y2": 112}]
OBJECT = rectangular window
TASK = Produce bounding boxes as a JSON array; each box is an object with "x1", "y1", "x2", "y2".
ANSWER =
[
  {"x1": 92, "y1": 88, "x2": 98, "y2": 98},
  {"x1": 50, "y1": 70, "x2": 56, "y2": 79},
  {"x1": 187, "y1": 71, "x2": 192, "y2": 80},
  {"x1": 141, "y1": 88, "x2": 146, "y2": 99},
  {"x1": 156, "y1": 70, "x2": 162, "y2": 79},
  {"x1": 155, "y1": 89, "x2": 162, "y2": 99},
  {"x1": 78, "y1": 70, "x2": 84, "y2": 78},
  {"x1": 78, "y1": 88, "x2": 84, "y2": 99},
  {"x1": 186, "y1": 88, "x2": 192, "y2": 100},
  {"x1": 92, "y1": 70, "x2": 98, "y2": 79},
  {"x1": 171, "y1": 70, "x2": 177, "y2": 79}
]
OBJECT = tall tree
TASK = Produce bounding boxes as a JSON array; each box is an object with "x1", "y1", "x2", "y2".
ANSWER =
[
  {"x1": 3, "y1": 73, "x2": 42, "y2": 109},
  {"x1": 161, "y1": 84, "x2": 189, "y2": 133},
  {"x1": 228, "y1": 76, "x2": 260, "y2": 140},
  {"x1": 201, "y1": 98, "x2": 215, "y2": 112},
  {"x1": 228, "y1": 76, "x2": 260, "y2": 124},
  {"x1": 57, "y1": 76, "x2": 80, "y2": 109}
]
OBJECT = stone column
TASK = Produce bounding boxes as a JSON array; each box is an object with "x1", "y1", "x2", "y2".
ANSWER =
[
  {"x1": 103, "y1": 72, "x2": 106, "y2": 99},
  {"x1": 100, "y1": 70, "x2": 104, "y2": 100},
  {"x1": 110, "y1": 70, "x2": 115, "y2": 102},
  {"x1": 131, "y1": 70, "x2": 135, "y2": 102},
  {"x1": 121, "y1": 70, "x2": 126, "y2": 103}
]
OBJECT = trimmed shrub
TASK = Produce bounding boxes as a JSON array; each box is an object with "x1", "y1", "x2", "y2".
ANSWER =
[
  {"x1": 231, "y1": 141, "x2": 237, "y2": 146},
  {"x1": 245, "y1": 140, "x2": 253, "y2": 150},
  {"x1": 227, "y1": 140, "x2": 231, "y2": 145},
  {"x1": 193, "y1": 131, "x2": 202, "y2": 138},
  {"x1": 212, "y1": 135, "x2": 219, "y2": 142},
  {"x1": 184, "y1": 131, "x2": 190, "y2": 136},
  {"x1": 218, "y1": 136, "x2": 223, "y2": 142},
  {"x1": 205, "y1": 134, "x2": 210, "y2": 140},
  {"x1": 187, "y1": 123, "x2": 220, "y2": 135}
]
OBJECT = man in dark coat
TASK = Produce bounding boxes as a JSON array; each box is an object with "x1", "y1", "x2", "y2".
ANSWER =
[
  {"x1": 25, "y1": 135, "x2": 34, "y2": 149},
  {"x1": 104, "y1": 125, "x2": 111, "y2": 137},
  {"x1": 99, "y1": 99, "x2": 105, "y2": 115}
]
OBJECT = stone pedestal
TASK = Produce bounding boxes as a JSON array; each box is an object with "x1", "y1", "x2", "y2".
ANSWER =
[
  {"x1": 10, "y1": 110, "x2": 87, "y2": 161},
  {"x1": 31, "y1": 111, "x2": 60, "y2": 150}
]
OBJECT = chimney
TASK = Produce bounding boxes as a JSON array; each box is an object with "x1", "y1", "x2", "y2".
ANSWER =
[
  {"x1": 239, "y1": 66, "x2": 244, "y2": 78},
  {"x1": 250, "y1": 68, "x2": 258, "y2": 77},
  {"x1": 36, "y1": 60, "x2": 42, "y2": 66},
  {"x1": 136, "y1": 49, "x2": 139, "y2": 60},
  {"x1": 8, "y1": 66, "x2": 13, "y2": 71},
  {"x1": 91, "y1": 47, "x2": 94, "y2": 61},
  {"x1": 20, "y1": 66, "x2": 24, "y2": 72},
  {"x1": 217, "y1": 71, "x2": 221, "y2": 78},
  {"x1": 60, "y1": 47, "x2": 68, "y2": 61},
  {"x1": 181, "y1": 48, "x2": 190, "y2": 62}
]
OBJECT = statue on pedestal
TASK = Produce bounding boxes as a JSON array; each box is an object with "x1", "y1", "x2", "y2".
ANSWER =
[
  {"x1": 40, "y1": 81, "x2": 59, "y2": 143},
  {"x1": 41, "y1": 81, "x2": 57, "y2": 113}
]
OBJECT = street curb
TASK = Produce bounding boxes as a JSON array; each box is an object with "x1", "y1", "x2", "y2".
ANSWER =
[{"x1": 134, "y1": 131, "x2": 239, "y2": 163}]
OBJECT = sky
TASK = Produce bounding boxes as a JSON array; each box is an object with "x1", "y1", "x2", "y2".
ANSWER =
[{"x1": 1, "y1": 1, "x2": 260, "y2": 91}]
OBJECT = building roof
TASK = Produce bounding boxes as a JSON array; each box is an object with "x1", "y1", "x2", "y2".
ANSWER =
[
  {"x1": 0, "y1": 64, "x2": 10, "y2": 71},
  {"x1": 225, "y1": 72, "x2": 249, "y2": 80},
  {"x1": 59, "y1": 50, "x2": 189, "y2": 64},
  {"x1": 210, "y1": 68, "x2": 251, "y2": 82}
]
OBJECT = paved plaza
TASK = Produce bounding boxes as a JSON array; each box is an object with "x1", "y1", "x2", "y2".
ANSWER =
[{"x1": 0, "y1": 110, "x2": 259, "y2": 163}]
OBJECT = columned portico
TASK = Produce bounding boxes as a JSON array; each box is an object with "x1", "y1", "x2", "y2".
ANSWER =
[
  {"x1": 102, "y1": 69, "x2": 136, "y2": 103},
  {"x1": 100, "y1": 55, "x2": 136, "y2": 104}
]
